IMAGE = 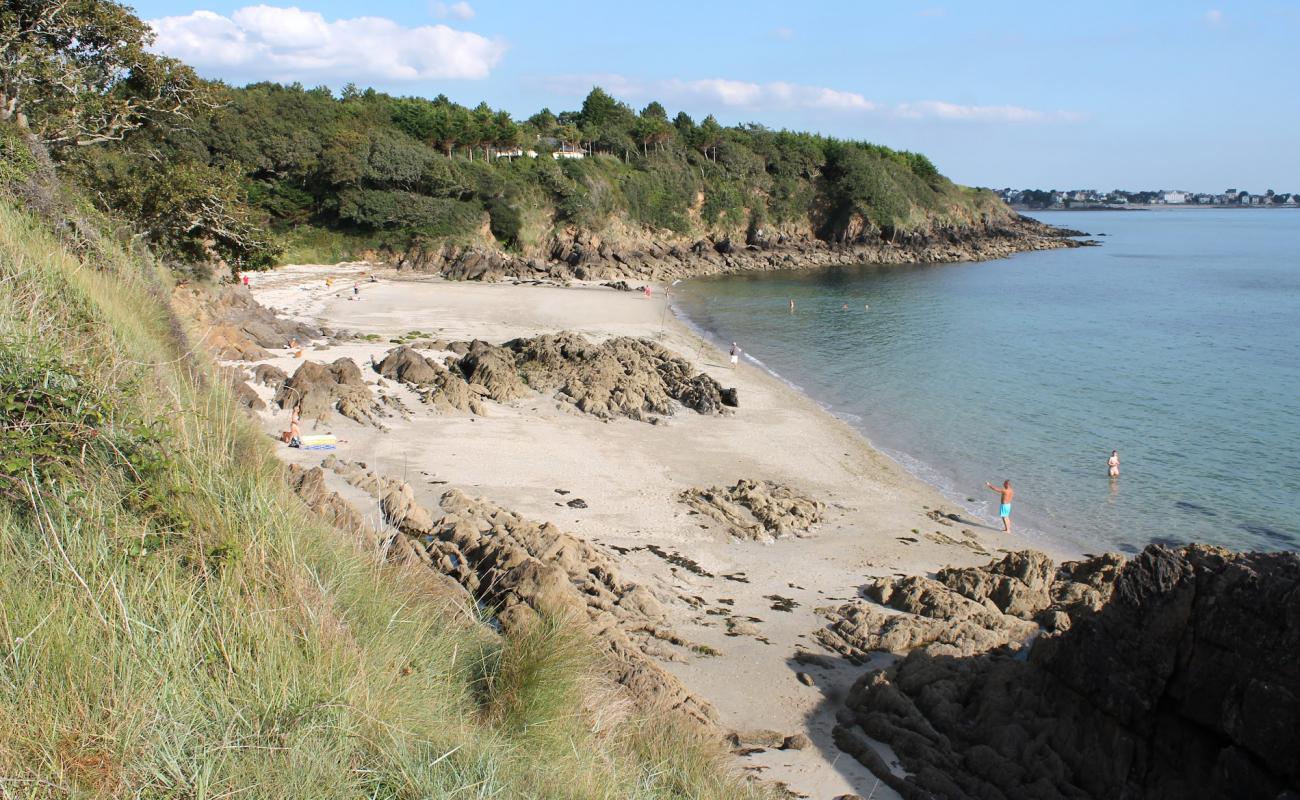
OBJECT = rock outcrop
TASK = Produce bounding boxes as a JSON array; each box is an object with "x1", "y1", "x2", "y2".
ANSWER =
[
  {"x1": 451, "y1": 333, "x2": 736, "y2": 422},
  {"x1": 286, "y1": 464, "x2": 471, "y2": 602},
  {"x1": 374, "y1": 346, "x2": 485, "y2": 414},
  {"x1": 174, "y1": 284, "x2": 318, "y2": 360},
  {"x1": 828, "y1": 546, "x2": 1300, "y2": 800},
  {"x1": 679, "y1": 479, "x2": 824, "y2": 541},
  {"x1": 275, "y1": 358, "x2": 383, "y2": 426},
  {"x1": 325, "y1": 459, "x2": 718, "y2": 728}
]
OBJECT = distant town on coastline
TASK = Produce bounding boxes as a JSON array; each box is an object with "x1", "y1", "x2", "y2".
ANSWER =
[{"x1": 1000, "y1": 187, "x2": 1300, "y2": 210}]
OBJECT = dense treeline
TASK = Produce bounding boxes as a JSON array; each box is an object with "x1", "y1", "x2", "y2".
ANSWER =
[{"x1": 5, "y1": 0, "x2": 998, "y2": 272}]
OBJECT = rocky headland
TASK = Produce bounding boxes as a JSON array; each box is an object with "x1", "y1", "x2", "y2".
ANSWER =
[{"x1": 373, "y1": 215, "x2": 1091, "y2": 283}]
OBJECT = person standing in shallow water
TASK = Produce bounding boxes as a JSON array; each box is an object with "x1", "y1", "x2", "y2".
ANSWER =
[
  {"x1": 985, "y1": 479, "x2": 1014, "y2": 533},
  {"x1": 789, "y1": 298, "x2": 795, "y2": 313},
  {"x1": 1108, "y1": 450, "x2": 1120, "y2": 477}
]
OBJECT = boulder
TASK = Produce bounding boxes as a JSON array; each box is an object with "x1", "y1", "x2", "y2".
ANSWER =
[
  {"x1": 252, "y1": 363, "x2": 288, "y2": 389},
  {"x1": 275, "y1": 358, "x2": 382, "y2": 426},
  {"x1": 830, "y1": 545, "x2": 1300, "y2": 800},
  {"x1": 679, "y1": 479, "x2": 824, "y2": 541}
]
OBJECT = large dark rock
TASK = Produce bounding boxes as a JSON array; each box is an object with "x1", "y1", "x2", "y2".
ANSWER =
[
  {"x1": 275, "y1": 358, "x2": 381, "y2": 425},
  {"x1": 829, "y1": 545, "x2": 1300, "y2": 799},
  {"x1": 375, "y1": 345, "x2": 485, "y2": 414},
  {"x1": 374, "y1": 345, "x2": 442, "y2": 385},
  {"x1": 445, "y1": 333, "x2": 736, "y2": 423}
]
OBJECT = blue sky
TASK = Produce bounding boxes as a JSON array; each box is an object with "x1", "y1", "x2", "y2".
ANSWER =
[{"x1": 133, "y1": 1, "x2": 1299, "y2": 192}]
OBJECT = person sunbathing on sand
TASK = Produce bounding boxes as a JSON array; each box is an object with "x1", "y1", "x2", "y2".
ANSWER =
[{"x1": 985, "y1": 479, "x2": 1014, "y2": 533}]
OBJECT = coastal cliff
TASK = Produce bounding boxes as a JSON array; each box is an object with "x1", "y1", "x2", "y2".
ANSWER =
[{"x1": 374, "y1": 213, "x2": 1084, "y2": 283}]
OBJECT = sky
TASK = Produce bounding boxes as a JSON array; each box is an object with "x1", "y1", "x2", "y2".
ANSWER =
[{"x1": 131, "y1": 0, "x2": 1300, "y2": 193}]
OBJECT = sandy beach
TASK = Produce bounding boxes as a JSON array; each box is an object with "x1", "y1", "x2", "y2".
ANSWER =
[{"x1": 240, "y1": 264, "x2": 1069, "y2": 798}]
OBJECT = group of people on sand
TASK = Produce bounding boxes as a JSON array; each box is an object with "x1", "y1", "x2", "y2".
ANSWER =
[{"x1": 984, "y1": 451, "x2": 1119, "y2": 534}]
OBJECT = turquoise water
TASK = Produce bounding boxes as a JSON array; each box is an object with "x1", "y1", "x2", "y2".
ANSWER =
[{"x1": 673, "y1": 210, "x2": 1300, "y2": 554}]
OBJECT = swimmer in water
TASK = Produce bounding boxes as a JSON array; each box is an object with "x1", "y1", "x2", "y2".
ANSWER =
[{"x1": 1108, "y1": 450, "x2": 1120, "y2": 478}]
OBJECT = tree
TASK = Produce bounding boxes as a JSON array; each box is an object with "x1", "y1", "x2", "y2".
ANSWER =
[
  {"x1": 673, "y1": 111, "x2": 695, "y2": 139},
  {"x1": 640, "y1": 101, "x2": 668, "y2": 121},
  {"x1": 696, "y1": 115, "x2": 724, "y2": 161},
  {"x1": 0, "y1": 0, "x2": 203, "y2": 146}
]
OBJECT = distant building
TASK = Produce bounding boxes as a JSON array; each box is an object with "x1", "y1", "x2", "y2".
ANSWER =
[
  {"x1": 553, "y1": 144, "x2": 585, "y2": 159},
  {"x1": 1163, "y1": 191, "x2": 1187, "y2": 204}
]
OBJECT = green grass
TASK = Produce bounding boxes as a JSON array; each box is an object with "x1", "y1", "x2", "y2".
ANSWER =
[
  {"x1": 0, "y1": 182, "x2": 766, "y2": 798},
  {"x1": 276, "y1": 225, "x2": 371, "y2": 265}
]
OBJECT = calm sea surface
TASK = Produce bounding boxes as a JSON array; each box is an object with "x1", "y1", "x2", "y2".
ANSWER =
[{"x1": 673, "y1": 210, "x2": 1300, "y2": 554}]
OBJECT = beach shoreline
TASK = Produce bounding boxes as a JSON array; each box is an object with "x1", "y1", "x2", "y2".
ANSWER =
[{"x1": 242, "y1": 264, "x2": 1074, "y2": 797}]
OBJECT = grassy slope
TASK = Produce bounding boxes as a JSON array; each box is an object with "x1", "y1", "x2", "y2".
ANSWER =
[{"x1": 0, "y1": 142, "x2": 763, "y2": 798}]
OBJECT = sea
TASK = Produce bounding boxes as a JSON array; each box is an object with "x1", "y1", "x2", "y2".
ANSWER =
[{"x1": 671, "y1": 209, "x2": 1300, "y2": 555}]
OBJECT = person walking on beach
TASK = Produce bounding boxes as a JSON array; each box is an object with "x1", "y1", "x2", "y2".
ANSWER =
[
  {"x1": 985, "y1": 479, "x2": 1014, "y2": 533},
  {"x1": 729, "y1": 342, "x2": 740, "y2": 368},
  {"x1": 353, "y1": 283, "x2": 360, "y2": 299},
  {"x1": 1108, "y1": 450, "x2": 1120, "y2": 478}
]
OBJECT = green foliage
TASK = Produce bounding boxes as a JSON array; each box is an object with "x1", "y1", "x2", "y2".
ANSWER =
[
  {"x1": 0, "y1": 125, "x2": 36, "y2": 187},
  {"x1": 337, "y1": 188, "x2": 483, "y2": 236},
  {"x1": 169, "y1": 79, "x2": 986, "y2": 255},
  {"x1": 8, "y1": 1, "x2": 996, "y2": 271},
  {"x1": 0, "y1": 0, "x2": 204, "y2": 148},
  {"x1": 622, "y1": 156, "x2": 695, "y2": 233}
]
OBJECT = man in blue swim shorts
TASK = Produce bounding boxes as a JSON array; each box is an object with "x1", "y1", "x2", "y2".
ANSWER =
[{"x1": 985, "y1": 479, "x2": 1014, "y2": 533}]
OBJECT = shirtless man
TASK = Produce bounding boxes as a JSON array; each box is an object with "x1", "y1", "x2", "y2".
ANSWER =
[
  {"x1": 985, "y1": 479, "x2": 1014, "y2": 533},
  {"x1": 1107, "y1": 450, "x2": 1120, "y2": 478}
]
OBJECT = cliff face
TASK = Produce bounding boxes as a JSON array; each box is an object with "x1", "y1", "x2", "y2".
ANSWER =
[
  {"x1": 369, "y1": 213, "x2": 1086, "y2": 283},
  {"x1": 829, "y1": 545, "x2": 1300, "y2": 800}
]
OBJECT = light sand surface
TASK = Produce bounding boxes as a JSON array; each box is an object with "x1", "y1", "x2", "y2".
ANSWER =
[{"x1": 243, "y1": 264, "x2": 1068, "y2": 798}]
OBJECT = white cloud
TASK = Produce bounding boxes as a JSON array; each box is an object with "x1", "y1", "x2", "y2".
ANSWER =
[
  {"x1": 540, "y1": 74, "x2": 1079, "y2": 123},
  {"x1": 892, "y1": 100, "x2": 1084, "y2": 123},
  {"x1": 149, "y1": 5, "x2": 505, "y2": 82},
  {"x1": 543, "y1": 75, "x2": 875, "y2": 113},
  {"x1": 673, "y1": 79, "x2": 876, "y2": 112},
  {"x1": 918, "y1": 8, "x2": 947, "y2": 17},
  {"x1": 431, "y1": 2, "x2": 476, "y2": 20},
  {"x1": 769, "y1": 26, "x2": 795, "y2": 40},
  {"x1": 1204, "y1": 9, "x2": 1223, "y2": 24}
]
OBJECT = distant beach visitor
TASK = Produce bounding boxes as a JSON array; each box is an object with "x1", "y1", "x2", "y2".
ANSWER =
[
  {"x1": 1108, "y1": 450, "x2": 1120, "y2": 477},
  {"x1": 353, "y1": 283, "x2": 359, "y2": 298},
  {"x1": 287, "y1": 406, "x2": 302, "y2": 448},
  {"x1": 241, "y1": 273, "x2": 249, "y2": 287},
  {"x1": 985, "y1": 479, "x2": 1014, "y2": 533},
  {"x1": 729, "y1": 342, "x2": 740, "y2": 367},
  {"x1": 789, "y1": 299, "x2": 795, "y2": 313}
]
